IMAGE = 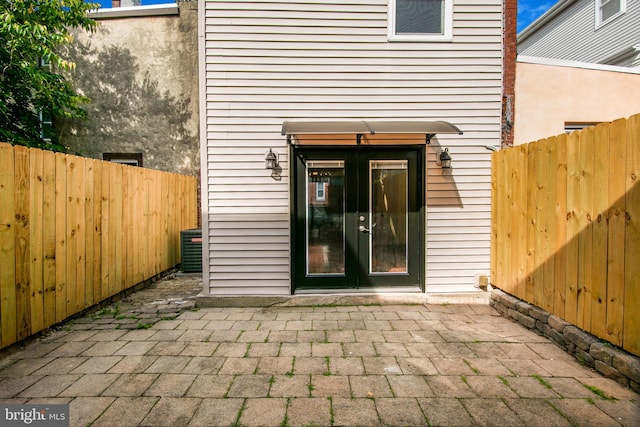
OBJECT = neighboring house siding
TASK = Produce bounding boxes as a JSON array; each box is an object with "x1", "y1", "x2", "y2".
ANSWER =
[
  {"x1": 518, "y1": 0, "x2": 640, "y2": 67},
  {"x1": 202, "y1": 0, "x2": 503, "y2": 295},
  {"x1": 514, "y1": 57, "x2": 640, "y2": 145},
  {"x1": 61, "y1": 2, "x2": 200, "y2": 177}
]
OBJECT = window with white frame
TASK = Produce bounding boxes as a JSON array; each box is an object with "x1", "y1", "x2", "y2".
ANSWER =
[
  {"x1": 39, "y1": 110, "x2": 53, "y2": 142},
  {"x1": 388, "y1": 0, "x2": 453, "y2": 41},
  {"x1": 316, "y1": 182, "x2": 326, "y2": 202},
  {"x1": 564, "y1": 122, "x2": 601, "y2": 133},
  {"x1": 596, "y1": 0, "x2": 626, "y2": 27},
  {"x1": 38, "y1": 57, "x2": 51, "y2": 69}
]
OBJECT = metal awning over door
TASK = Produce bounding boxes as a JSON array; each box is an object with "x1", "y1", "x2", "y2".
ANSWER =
[{"x1": 282, "y1": 120, "x2": 463, "y2": 145}]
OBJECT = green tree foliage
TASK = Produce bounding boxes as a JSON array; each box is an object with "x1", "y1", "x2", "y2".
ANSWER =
[{"x1": 0, "y1": 0, "x2": 99, "y2": 151}]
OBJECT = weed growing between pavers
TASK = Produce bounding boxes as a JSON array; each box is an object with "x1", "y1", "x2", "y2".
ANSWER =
[
  {"x1": 231, "y1": 399, "x2": 247, "y2": 427},
  {"x1": 267, "y1": 375, "x2": 276, "y2": 398},
  {"x1": 545, "y1": 398, "x2": 575, "y2": 424},
  {"x1": 224, "y1": 375, "x2": 236, "y2": 398},
  {"x1": 463, "y1": 359, "x2": 480, "y2": 374},
  {"x1": 461, "y1": 375, "x2": 469, "y2": 385},
  {"x1": 91, "y1": 305, "x2": 120, "y2": 319},
  {"x1": 327, "y1": 396, "x2": 334, "y2": 425},
  {"x1": 286, "y1": 356, "x2": 296, "y2": 377},
  {"x1": 136, "y1": 322, "x2": 153, "y2": 329},
  {"x1": 532, "y1": 374, "x2": 553, "y2": 390},
  {"x1": 497, "y1": 375, "x2": 510, "y2": 386},
  {"x1": 583, "y1": 384, "x2": 617, "y2": 401},
  {"x1": 279, "y1": 399, "x2": 290, "y2": 427},
  {"x1": 307, "y1": 376, "x2": 315, "y2": 397},
  {"x1": 115, "y1": 314, "x2": 139, "y2": 320},
  {"x1": 323, "y1": 357, "x2": 331, "y2": 376}
]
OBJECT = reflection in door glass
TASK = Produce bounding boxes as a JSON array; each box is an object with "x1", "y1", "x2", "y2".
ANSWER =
[
  {"x1": 370, "y1": 161, "x2": 408, "y2": 274},
  {"x1": 307, "y1": 161, "x2": 345, "y2": 275}
]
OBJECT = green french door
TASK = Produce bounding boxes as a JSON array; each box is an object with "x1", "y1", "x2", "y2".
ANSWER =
[{"x1": 293, "y1": 147, "x2": 424, "y2": 290}]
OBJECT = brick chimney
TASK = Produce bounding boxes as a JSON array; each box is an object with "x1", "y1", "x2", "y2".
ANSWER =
[{"x1": 501, "y1": 0, "x2": 517, "y2": 148}]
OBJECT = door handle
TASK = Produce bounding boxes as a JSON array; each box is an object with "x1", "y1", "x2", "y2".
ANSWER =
[{"x1": 358, "y1": 223, "x2": 376, "y2": 233}]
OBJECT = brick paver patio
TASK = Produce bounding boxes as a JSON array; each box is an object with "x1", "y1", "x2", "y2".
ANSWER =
[{"x1": 0, "y1": 275, "x2": 638, "y2": 426}]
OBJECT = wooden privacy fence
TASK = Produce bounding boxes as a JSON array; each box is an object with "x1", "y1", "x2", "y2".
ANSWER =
[
  {"x1": 491, "y1": 114, "x2": 640, "y2": 357},
  {"x1": 0, "y1": 143, "x2": 198, "y2": 350}
]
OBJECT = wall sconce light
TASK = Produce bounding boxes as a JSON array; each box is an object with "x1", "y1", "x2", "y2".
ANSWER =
[
  {"x1": 265, "y1": 149, "x2": 278, "y2": 170},
  {"x1": 437, "y1": 148, "x2": 452, "y2": 169}
]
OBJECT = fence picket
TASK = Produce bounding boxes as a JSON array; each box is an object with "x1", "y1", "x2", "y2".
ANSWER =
[
  {"x1": 0, "y1": 144, "x2": 17, "y2": 347},
  {"x1": 533, "y1": 139, "x2": 547, "y2": 309},
  {"x1": 42, "y1": 150, "x2": 57, "y2": 326},
  {"x1": 55, "y1": 153, "x2": 67, "y2": 322},
  {"x1": 591, "y1": 123, "x2": 610, "y2": 340},
  {"x1": 14, "y1": 146, "x2": 31, "y2": 340},
  {"x1": 565, "y1": 131, "x2": 581, "y2": 325},
  {"x1": 29, "y1": 148, "x2": 45, "y2": 334},
  {"x1": 497, "y1": 147, "x2": 511, "y2": 294},
  {"x1": 541, "y1": 137, "x2": 556, "y2": 312},
  {"x1": 101, "y1": 158, "x2": 110, "y2": 301},
  {"x1": 490, "y1": 151, "x2": 497, "y2": 288},
  {"x1": 553, "y1": 133, "x2": 568, "y2": 318},
  {"x1": 512, "y1": 145, "x2": 528, "y2": 298},
  {"x1": 624, "y1": 114, "x2": 640, "y2": 355},
  {"x1": 606, "y1": 119, "x2": 627, "y2": 346},
  {"x1": 112, "y1": 165, "x2": 124, "y2": 294},
  {"x1": 65, "y1": 156, "x2": 79, "y2": 314},
  {"x1": 92, "y1": 160, "x2": 103, "y2": 306},
  {"x1": 525, "y1": 141, "x2": 537, "y2": 303},
  {"x1": 84, "y1": 159, "x2": 95, "y2": 307},
  {"x1": 577, "y1": 127, "x2": 595, "y2": 331}
]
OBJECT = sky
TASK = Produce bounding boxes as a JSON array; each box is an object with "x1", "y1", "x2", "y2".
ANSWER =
[
  {"x1": 97, "y1": 0, "x2": 556, "y2": 34},
  {"x1": 517, "y1": 0, "x2": 556, "y2": 32}
]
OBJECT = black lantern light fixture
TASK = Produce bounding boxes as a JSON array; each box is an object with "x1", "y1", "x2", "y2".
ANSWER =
[
  {"x1": 438, "y1": 148, "x2": 452, "y2": 169},
  {"x1": 265, "y1": 149, "x2": 278, "y2": 170}
]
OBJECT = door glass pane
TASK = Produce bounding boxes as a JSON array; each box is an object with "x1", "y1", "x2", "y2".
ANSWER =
[
  {"x1": 370, "y1": 160, "x2": 408, "y2": 274},
  {"x1": 307, "y1": 161, "x2": 345, "y2": 275}
]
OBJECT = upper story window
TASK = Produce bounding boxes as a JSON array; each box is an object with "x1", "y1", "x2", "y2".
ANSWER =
[
  {"x1": 596, "y1": 0, "x2": 626, "y2": 28},
  {"x1": 39, "y1": 110, "x2": 53, "y2": 142},
  {"x1": 388, "y1": 0, "x2": 453, "y2": 42},
  {"x1": 316, "y1": 182, "x2": 326, "y2": 202}
]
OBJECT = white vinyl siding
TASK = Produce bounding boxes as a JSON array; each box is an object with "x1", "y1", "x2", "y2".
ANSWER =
[
  {"x1": 518, "y1": 0, "x2": 640, "y2": 67},
  {"x1": 202, "y1": 0, "x2": 502, "y2": 295}
]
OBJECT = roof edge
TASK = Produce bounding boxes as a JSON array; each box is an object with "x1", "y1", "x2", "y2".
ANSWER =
[
  {"x1": 517, "y1": 55, "x2": 640, "y2": 75},
  {"x1": 91, "y1": 3, "x2": 179, "y2": 19},
  {"x1": 517, "y1": 0, "x2": 577, "y2": 44}
]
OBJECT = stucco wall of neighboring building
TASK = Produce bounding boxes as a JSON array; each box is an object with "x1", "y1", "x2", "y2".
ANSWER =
[
  {"x1": 514, "y1": 58, "x2": 640, "y2": 145},
  {"x1": 58, "y1": 1, "x2": 199, "y2": 177}
]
